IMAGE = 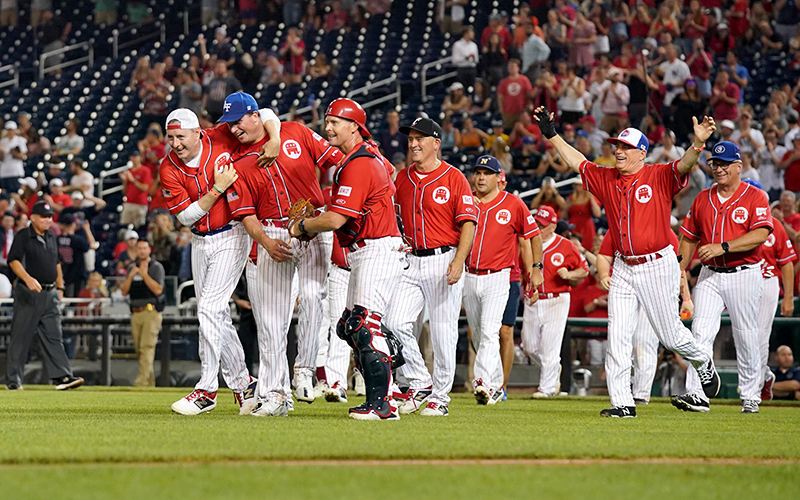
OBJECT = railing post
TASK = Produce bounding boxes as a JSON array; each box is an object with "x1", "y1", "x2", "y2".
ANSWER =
[
  {"x1": 560, "y1": 324, "x2": 572, "y2": 395},
  {"x1": 160, "y1": 23, "x2": 166, "y2": 44},
  {"x1": 395, "y1": 77, "x2": 401, "y2": 108},
  {"x1": 158, "y1": 322, "x2": 172, "y2": 387},
  {"x1": 183, "y1": 9, "x2": 189, "y2": 35},
  {"x1": 89, "y1": 45, "x2": 94, "y2": 67},
  {"x1": 101, "y1": 323, "x2": 112, "y2": 386},
  {"x1": 112, "y1": 29, "x2": 119, "y2": 59}
]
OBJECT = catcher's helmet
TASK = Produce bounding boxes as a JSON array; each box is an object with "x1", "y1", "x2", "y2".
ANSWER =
[{"x1": 326, "y1": 98, "x2": 370, "y2": 137}]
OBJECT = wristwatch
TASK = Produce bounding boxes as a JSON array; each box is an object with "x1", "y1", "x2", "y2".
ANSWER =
[
  {"x1": 721, "y1": 242, "x2": 730, "y2": 253},
  {"x1": 533, "y1": 263, "x2": 543, "y2": 270}
]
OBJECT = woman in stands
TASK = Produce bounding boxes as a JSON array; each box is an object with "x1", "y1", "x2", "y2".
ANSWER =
[
  {"x1": 469, "y1": 79, "x2": 493, "y2": 116},
  {"x1": 458, "y1": 116, "x2": 488, "y2": 153},
  {"x1": 564, "y1": 179, "x2": 600, "y2": 249}
]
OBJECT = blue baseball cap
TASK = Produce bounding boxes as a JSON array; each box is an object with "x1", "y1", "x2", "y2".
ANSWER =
[
  {"x1": 474, "y1": 155, "x2": 502, "y2": 174},
  {"x1": 217, "y1": 92, "x2": 259, "y2": 123},
  {"x1": 742, "y1": 178, "x2": 763, "y2": 190},
  {"x1": 607, "y1": 127, "x2": 649, "y2": 152},
  {"x1": 709, "y1": 141, "x2": 741, "y2": 162}
]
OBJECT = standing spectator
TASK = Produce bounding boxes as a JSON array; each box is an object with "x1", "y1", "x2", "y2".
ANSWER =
[
  {"x1": 780, "y1": 137, "x2": 800, "y2": 195},
  {"x1": 771, "y1": 191, "x2": 800, "y2": 258},
  {"x1": 757, "y1": 21, "x2": 785, "y2": 54},
  {"x1": 458, "y1": 116, "x2": 488, "y2": 151},
  {"x1": 1, "y1": 1, "x2": 19, "y2": 28},
  {"x1": 65, "y1": 158, "x2": 95, "y2": 206},
  {"x1": 56, "y1": 213, "x2": 91, "y2": 297},
  {"x1": 658, "y1": 44, "x2": 691, "y2": 109},
  {"x1": 756, "y1": 129, "x2": 789, "y2": 201},
  {"x1": 129, "y1": 56, "x2": 151, "y2": 89},
  {"x1": 38, "y1": 10, "x2": 71, "y2": 73},
  {"x1": 558, "y1": 64, "x2": 586, "y2": 125},
  {"x1": 709, "y1": 23, "x2": 735, "y2": 55},
  {"x1": 480, "y1": 32, "x2": 508, "y2": 87},
  {"x1": 137, "y1": 124, "x2": 166, "y2": 178},
  {"x1": 608, "y1": 0, "x2": 630, "y2": 46},
  {"x1": 147, "y1": 211, "x2": 177, "y2": 275},
  {"x1": 301, "y1": 2, "x2": 322, "y2": 34},
  {"x1": 672, "y1": 80, "x2": 708, "y2": 144},
  {"x1": 578, "y1": 115, "x2": 608, "y2": 154},
  {"x1": 731, "y1": 112, "x2": 765, "y2": 156},
  {"x1": 645, "y1": 129, "x2": 685, "y2": 163},
  {"x1": 437, "y1": 0, "x2": 467, "y2": 34},
  {"x1": 0, "y1": 211, "x2": 15, "y2": 281},
  {"x1": 452, "y1": 26, "x2": 479, "y2": 87},
  {"x1": 120, "y1": 151, "x2": 152, "y2": 228},
  {"x1": 120, "y1": 239, "x2": 164, "y2": 387},
  {"x1": 30, "y1": 0, "x2": 51, "y2": 27},
  {"x1": 531, "y1": 69, "x2": 560, "y2": 117},
  {"x1": 0, "y1": 121, "x2": 26, "y2": 193},
  {"x1": 42, "y1": 178, "x2": 71, "y2": 219},
  {"x1": 627, "y1": 2, "x2": 652, "y2": 48},
  {"x1": 379, "y1": 109, "x2": 407, "y2": 162},
  {"x1": 725, "y1": 0, "x2": 750, "y2": 40},
  {"x1": 481, "y1": 12, "x2": 512, "y2": 51},
  {"x1": 138, "y1": 63, "x2": 170, "y2": 126},
  {"x1": 52, "y1": 119, "x2": 84, "y2": 157},
  {"x1": 710, "y1": 71, "x2": 740, "y2": 122},
  {"x1": 648, "y1": 4, "x2": 680, "y2": 43},
  {"x1": 306, "y1": 53, "x2": 331, "y2": 80},
  {"x1": 544, "y1": 9, "x2": 567, "y2": 63},
  {"x1": 201, "y1": 0, "x2": 219, "y2": 26},
  {"x1": 598, "y1": 67, "x2": 630, "y2": 133},
  {"x1": 176, "y1": 69, "x2": 203, "y2": 116},
  {"x1": 199, "y1": 28, "x2": 234, "y2": 66},
  {"x1": 279, "y1": 27, "x2": 306, "y2": 85},
  {"x1": 323, "y1": 0, "x2": 349, "y2": 32},
  {"x1": 94, "y1": 0, "x2": 118, "y2": 25},
  {"x1": 588, "y1": 4, "x2": 610, "y2": 57},
  {"x1": 775, "y1": 0, "x2": 800, "y2": 43},
  {"x1": 203, "y1": 60, "x2": 242, "y2": 122},
  {"x1": 521, "y1": 21, "x2": 550, "y2": 78},
  {"x1": 5, "y1": 201, "x2": 83, "y2": 391},
  {"x1": 682, "y1": 0, "x2": 709, "y2": 55},
  {"x1": 723, "y1": 52, "x2": 749, "y2": 104},
  {"x1": 568, "y1": 11, "x2": 597, "y2": 69},
  {"x1": 497, "y1": 59, "x2": 532, "y2": 129},
  {"x1": 686, "y1": 39, "x2": 713, "y2": 98}
]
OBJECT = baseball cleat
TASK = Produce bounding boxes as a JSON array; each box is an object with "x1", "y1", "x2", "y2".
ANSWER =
[
  {"x1": 420, "y1": 401, "x2": 449, "y2": 416},
  {"x1": 599, "y1": 406, "x2": 636, "y2": 418},
  {"x1": 352, "y1": 370, "x2": 366, "y2": 396},
  {"x1": 532, "y1": 391, "x2": 553, "y2": 399},
  {"x1": 54, "y1": 376, "x2": 84, "y2": 391},
  {"x1": 5, "y1": 383, "x2": 23, "y2": 390},
  {"x1": 398, "y1": 386, "x2": 432, "y2": 414},
  {"x1": 325, "y1": 381, "x2": 348, "y2": 403},
  {"x1": 251, "y1": 399, "x2": 289, "y2": 417},
  {"x1": 233, "y1": 377, "x2": 258, "y2": 415},
  {"x1": 741, "y1": 400, "x2": 760, "y2": 413},
  {"x1": 500, "y1": 388, "x2": 507, "y2": 401},
  {"x1": 487, "y1": 387, "x2": 503, "y2": 405},
  {"x1": 633, "y1": 398, "x2": 649, "y2": 405},
  {"x1": 348, "y1": 401, "x2": 399, "y2": 420},
  {"x1": 314, "y1": 379, "x2": 329, "y2": 399},
  {"x1": 761, "y1": 370, "x2": 775, "y2": 401},
  {"x1": 670, "y1": 394, "x2": 710, "y2": 413},
  {"x1": 293, "y1": 372, "x2": 315, "y2": 403},
  {"x1": 171, "y1": 389, "x2": 217, "y2": 415},
  {"x1": 697, "y1": 360, "x2": 721, "y2": 399},
  {"x1": 473, "y1": 379, "x2": 491, "y2": 405}
]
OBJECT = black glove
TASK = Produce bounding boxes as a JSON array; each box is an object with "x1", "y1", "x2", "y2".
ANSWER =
[{"x1": 535, "y1": 108, "x2": 557, "y2": 139}]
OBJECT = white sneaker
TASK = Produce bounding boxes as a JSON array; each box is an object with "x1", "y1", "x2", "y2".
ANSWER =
[
  {"x1": 325, "y1": 381, "x2": 348, "y2": 403},
  {"x1": 233, "y1": 377, "x2": 258, "y2": 416},
  {"x1": 171, "y1": 389, "x2": 217, "y2": 415},
  {"x1": 293, "y1": 371, "x2": 315, "y2": 403},
  {"x1": 352, "y1": 370, "x2": 366, "y2": 396},
  {"x1": 487, "y1": 388, "x2": 503, "y2": 405},
  {"x1": 419, "y1": 401, "x2": 449, "y2": 416},
  {"x1": 251, "y1": 399, "x2": 289, "y2": 417},
  {"x1": 532, "y1": 391, "x2": 553, "y2": 399},
  {"x1": 473, "y1": 379, "x2": 491, "y2": 405},
  {"x1": 398, "y1": 387, "x2": 432, "y2": 414},
  {"x1": 314, "y1": 379, "x2": 329, "y2": 399}
]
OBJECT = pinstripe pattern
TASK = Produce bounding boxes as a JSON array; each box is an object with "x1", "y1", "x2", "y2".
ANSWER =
[
  {"x1": 631, "y1": 309, "x2": 660, "y2": 401},
  {"x1": 758, "y1": 277, "x2": 780, "y2": 383},
  {"x1": 384, "y1": 249, "x2": 464, "y2": 405},
  {"x1": 322, "y1": 264, "x2": 352, "y2": 388},
  {"x1": 521, "y1": 293, "x2": 571, "y2": 394},
  {"x1": 463, "y1": 269, "x2": 510, "y2": 391},
  {"x1": 192, "y1": 222, "x2": 251, "y2": 393},
  {"x1": 686, "y1": 265, "x2": 764, "y2": 402},
  {"x1": 316, "y1": 275, "x2": 331, "y2": 370}
]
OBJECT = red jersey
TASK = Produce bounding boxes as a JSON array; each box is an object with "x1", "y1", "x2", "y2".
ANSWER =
[
  {"x1": 159, "y1": 125, "x2": 241, "y2": 232},
  {"x1": 580, "y1": 159, "x2": 687, "y2": 257},
  {"x1": 680, "y1": 182, "x2": 773, "y2": 268},
  {"x1": 598, "y1": 225, "x2": 679, "y2": 256},
  {"x1": 539, "y1": 234, "x2": 589, "y2": 295},
  {"x1": 124, "y1": 165, "x2": 152, "y2": 206},
  {"x1": 761, "y1": 217, "x2": 797, "y2": 278},
  {"x1": 329, "y1": 141, "x2": 400, "y2": 246},
  {"x1": 580, "y1": 284, "x2": 609, "y2": 320},
  {"x1": 395, "y1": 161, "x2": 478, "y2": 250},
  {"x1": 467, "y1": 191, "x2": 539, "y2": 272},
  {"x1": 49, "y1": 193, "x2": 72, "y2": 221},
  {"x1": 323, "y1": 186, "x2": 350, "y2": 269}
]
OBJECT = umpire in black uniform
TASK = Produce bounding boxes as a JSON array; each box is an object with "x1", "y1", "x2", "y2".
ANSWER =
[{"x1": 5, "y1": 201, "x2": 84, "y2": 390}]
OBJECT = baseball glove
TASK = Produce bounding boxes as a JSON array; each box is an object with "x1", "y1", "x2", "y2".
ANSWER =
[{"x1": 287, "y1": 198, "x2": 316, "y2": 242}]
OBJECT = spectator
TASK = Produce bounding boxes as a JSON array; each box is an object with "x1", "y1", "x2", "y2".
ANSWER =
[
  {"x1": 203, "y1": 60, "x2": 242, "y2": 122},
  {"x1": 731, "y1": 112, "x2": 765, "y2": 156},
  {"x1": 137, "y1": 124, "x2": 166, "y2": 178},
  {"x1": 437, "y1": 0, "x2": 467, "y2": 34},
  {"x1": 658, "y1": 44, "x2": 690, "y2": 109},
  {"x1": 458, "y1": 116, "x2": 487, "y2": 152},
  {"x1": 53, "y1": 119, "x2": 84, "y2": 157},
  {"x1": 11, "y1": 177, "x2": 39, "y2": 217},
  {"x1": 709, "y1": 23, "x2": 735, "y2": 55},
  {"x1": 486, "y1": 119, "x2": 509, "y2": 151},
  {"x1": 114, "y1": 229, "x2": 139, "y2": 274},
  {"x1": 598, "y1": 67, "x2": 630, "y2": 133},
  {"x1": 239, "y1": 0, "x2": 258, "y2": 26},
  {"x1": 468, "y1": 78, "x2": 493, "y2": 115},
  {"x1": 772, "y1": 345, "x2": 800, "y2": 400},
  {"x1": 57, "y1": 213, "x2": 91, "y2": 297},
  {"x1": 765, "y1": 102, "x2": 790, "y2": 137},
  {"x1": 780, "y1": 138, "x2": 800, "y2": 196},
  {"x1": 757, "y1": 20, "x2": 785, "y2": 54},
  {"x1": 441, "y1": 82, "x2": 470, "y2": 120},
  {"x1": 648, "y1": 3, "x2": 680, "y2": 43},
  {"x1": 739, "y1": 150, "x2": 760, "y2": 181},
  {"x1": 612, "y1": 42, "x2": 637, "y2": 78},
  {"x1": 37, "y1": 10, "x2": 71, "y2": 73},
  {"x1": 531, "y1": 177, "x2": 567, "y2": 211},
  {"x1": 627, "y1": 2, "x2": 652, "y2": 48},
  {"x1": 608, "y1": 0, "x2": 630, "y2": 46},
  {"x1": 452, "y1": 26, "x2": 479, "y2": 87},
  {"x1": 162, "y1": 55, "x2": 178, "y2": 83},
  {"x1": 138, "y1": 63, "x2": 170, "y2": 126},
  {"x1": 379, "y1": 110, "x2": 407, "y2": 162},
  {"x1": 496, "y1": 59, "x2": 532, "y2": 129},
  {"x1": 201, "y1": 0, "x2": 219, "y2": 26},
  {"x1": 26, "y1": 128, "x2": 51, "y2": 156},
  {"x1": 521, "y1": 21, "x2": 550, "y2": 77},
  {"x1": 176, "y1": 69, "x2": 203, "y2": 116},
  {"x1": 725, "y1": 0, "x2": 750, "y2": 39},
  {"x1": 723, "y1": 52, "x2": 749, "y2": 104},
  {"x1": 578, "y1": 115, "x2": 608, "y2": 154},
  {"x1": 565, "y1": 179, "x2": 600, "y2": 244},
  {"x1": 200, "y1": 28, "x2": 234, "y2": 66},
  {"x1": 686, "y1": 38, "x2": 713, "y2": 98},
  {"x1": 710, "y1": 71, "x2": 740, "y2": 122},
  {"x1": 543, "y1": 9, "x2": 567, "y2": 63},
  {"x1": 530, "y1": 69, "x2": 560, "y2": 115},
  {"x1": 655, "y1": 349, "x2": 688, "y2": 397},
  {"x1": 119, "y1": 151, "x2": 152, "y2": 228},
  {"x1": 0, "y1": 211, "x2": 15, "y2": 281},
  {"x1": 511, "y1": 137, "x2": 541, "y2": 175},
  {"x1": 644, "y1": 112, "x2": 665, "y2": 147},
  {"x1": 568, "y1": 11, "x2": 596, "y2": 69},
  {"x1": 279, "y1": 27, "x2": 306, "y2": 85},
  {"x1": 307, "y1": 53, "x2": 331, "y2": 80},
  {"x1": 480, "y1": 31, "x2": 507, "y2": 87},
  {"x1": 557, "y1": 64, "x2": 586, "y2": 126},
  {"x1": 130, "y1": 56, "x2": 151, "y2": 89},
  {"x1": 42, "y1": 178, "x2": 71, "y2": 219},
  {"x1": 16, "y1": 112, "x2": 31, "y2": 140},
  {"x1": 147, "y1": 211, "x2": 178, "y2": 275},
  {"x1": 481, "y1": 12, "x2": 511, "y2": 51},
  {"x1": 509, "y1": 112, "x2": 542, "y2": 150},
  {"x1": 0, "y1": 121, "x2": 26, "y2": 193},
  {"x1": 126, "y1": 0, "x2": 152, "y2": 24},
  {"x1": 323, "y1": 0, "x2": 349, "y2": 32},
  {"x1": 30, "y1": 0, "x2": 51, "y2": 28},
  {"x1": 575, "y1": 133, "x2": 596, "y2": 161},
  {"x1": 756, "y1": 129, "x2": 789, "y2": 200},
  {"x1": 259, "y1": 51, "x2": 284, "y2": 87},
  {"x1": 776, "y1": 0, "x2": 800, "y2": 43},
  {"x1": 439, "y1": 118, "x2": 460, "y2": 152},
  {"x1": 646, "y1": 129, "x2": 685, "y2": 163},
  {"x1": 672, "y1": 80, "x2": 708, "y2": 145},
  {"x1": 681, "y1": 0, "x2": 709, "y2": 55},
  {"x1": 595, "y1": 141, "x2": 616, "y2": 167},
  {"x1": 301, "y1": 2, "x2": 322, "y2": 34},
  {"x1": 490, "y1": 137, "x2": 513, "y2": 174},
  {"x1": 772, "y1": 191, "x2": 800, "y2": 256},
  {"x1": 588, "y1": 4, "x2": 610, "y2": 57},
  {"x1": 95, "y1": 0, "x2": 117, "y2": 25}
]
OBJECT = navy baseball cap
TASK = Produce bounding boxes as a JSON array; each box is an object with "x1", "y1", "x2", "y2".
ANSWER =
[
  {"x1": 400, "y1": 117, "x2": 443, "y2": 139},
  {"x1": 742, "y1": 178, "x2": 763, "y2": 190},
  {"x1": 217, "y1": 92, "x2": 259, "y2": 123},
  {"x1": 709, "y1": 141, "x2": 741, "y2": 162},
  {"x1": 607, "y1": 127, "x2": 649, "y2": 152},
  {"x1": 474, "y1": 155, "x2": 502, "y2": 174}
]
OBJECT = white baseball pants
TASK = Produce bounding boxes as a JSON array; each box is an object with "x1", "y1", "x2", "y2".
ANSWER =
[
  {"x1": 385, "y1": 249, "x2": 464, "y2": 405},
  {"x1": 758, "y1": 276, "x2": 780, "y2": 383},
  {"x1": 521, "y1": 293, "x2": 570, "y2": 395},
  {"x1": 463, "y1": 269, "x2": 510, "y2": 391},
  {"x1": 606, "y1": 247, "x2": 708, "y2": 408},
  {"x1": 631, "y1": 308, "x2": 660, "y2": 402},
  {"x1": 192, "y1": 223, "x2": 251, "y2": 393},
  {"x1": 323, "y1": 264, "x2": 352, "y2": 388},
  {"x1": 686, "y1": 265, "x2": 764, "y2": 403}
]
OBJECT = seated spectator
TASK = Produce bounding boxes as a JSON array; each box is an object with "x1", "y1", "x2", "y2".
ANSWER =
[
  {"x1": 710, "y1": 71, "x2": 740, "y2": 122},
  {"x1": 378, "y1": 109, "x2": 406, "y2": 163},
  {"x1": 595, "y1": 142, "x2": 616, "y2": 167},
  {"x1": 439, "y1": 118, "x2": 460, "y2": 153},
  {"x1": 757, "y1": 21, "x2": 784, "y2": 55},
  {"x1": 203, "y1": 60, "x2": 242, "y2": 122},
  {"x1": 307, "y1": 53, "x2": 330, "y2": 80},
  {"x1": 531, "y1": 176, "x2": 567, "y2": 211},
  {"x1": 578, "y1": 115, "x2": 608, "y2": 154},
  {"x1": 468, "y1": 78, "x2": 493, "y2": 116},
  {"x1": 497, "y1": 59, "x2": 532, "y2": 129},
  {"x1": 646, "y1": 129, "x2": 685, "y2": 163},
  {"x1": 147, "y1": 211, "x2": 178, "y2": 275},
  {"x1": 479, "y1": 32, "x2": 507, "y2": 87},
  {"x1": 26, "y1": 128, "x2": 51, "y2": 156},
  {"x1": 138, "y1": 124, "x2": 166, "y2": 178},
  {"x1": 441, "y1": 82, "x2": 470, "y2": 121},
  {"x1": 458, "y1": 116, "x2": 487, "y2": 152},
  {"x1": 280, "y1": 26, "x2": 306, "y2": 85},
  {"x1": 708, "y1": 23, "x2": 735, "y2": 56},
  {"x1": 126, "y1": 0, "x2": 153, "y2": 24},
  {"x1": 324, "y1": 0, "x2": 350, "y2": 32},
  {"x1": 644, "y1": 112, "x2": 665, "y2": 147},
  {"x1": 0, "y1": 121, "x2": 26, "y2": 193},
  {"x1": 485, "y1": 120, "x2": 509, "y2": 151},
  {"x1": 509, "y1": 112, "x2": 542, "y2": 150},
  {"x1": 452, "y1": 26, "x2": 479, "y2": 87},
  {"x1": 511, "y1": 137, "x2": 541, "y2": 175},
  {"x1": 130, "y1": 56, "x2": 151, "y2": 89},
  {"x1": 772, "y1": 345, "x2": 800, "y2": 400},
  {"x1": 53, "y1": 119, "x2": 84, "y2": 157},
  {"x1": 686, "y1": 39, "x2": 713, "y2": 98},
  {"x1": 259, "y1": 51, "x2": 284, "y2": 87},
  {"x1": 301, "y1": 2, "x2": 322, "y2": 34},
  {"x1": 490, "y1": 137, "x2": 512, "y2": 174},
  {"x1": 162, "y1": 55, "x2": 178, "y2": 83},
  {"x1": 672, "y1": 80, "x2": 708, "y2": 145},
  {"x1": 16, "y1": 112, "x2": 31, "y2": 140},
  {"x1": 42, "y1": 178, "x2": 72, "y2": 220},
  {"x1": 681, "y1": 0, "x2": 709, "y2": 55},
  {"x1": 120, "y1": 151, "x2": 152, "y2": 228}
]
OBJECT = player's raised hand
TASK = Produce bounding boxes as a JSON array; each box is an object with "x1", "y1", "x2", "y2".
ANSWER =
[
  {"x1": 533, "y1": 106, "x2": 557, "y2": 139},
  {"x1": 258, "y1": 140, "x2": 280, "y2": 168},
  {"x1": 263, "y1": 237, "x2": 293, "y2": 262},
  {"x1": 215, "y1": 163, "x2": 239, "y2": 190},
  {"x1": 692, "y1": 116, "x2": 716, "y2": 145}
]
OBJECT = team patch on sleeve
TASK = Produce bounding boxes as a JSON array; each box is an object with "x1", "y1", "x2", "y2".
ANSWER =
[
  {"x1": 756, "y1": 207, "x2": 768, "y2": 216},
  {"x1": 462, "y1": 195, "x2": 474, "y2": 205},
  {"x1": 337, "y1": 186, "x2": 352, "y2": 196},
  {"x1": 227, "y1": 191, "x2": 239, "y2": 202},
  {"x1": 527, "y1": 215, "x2": 535, "y2": 224}
]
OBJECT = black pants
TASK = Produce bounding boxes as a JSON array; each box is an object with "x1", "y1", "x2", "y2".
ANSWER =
[{"x1": 5, "y1": 284, "x2": 72, "y2": 386}]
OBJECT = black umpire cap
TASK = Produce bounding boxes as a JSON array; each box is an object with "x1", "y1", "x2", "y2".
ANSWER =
[
  {"x1": 31, "y1": 201, "x2": 55, "y2": 217},
  {"x1": 400, "y1": 117, "x2": 443, "y2": 139}
]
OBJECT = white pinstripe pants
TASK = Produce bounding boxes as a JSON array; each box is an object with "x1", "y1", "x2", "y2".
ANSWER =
[
  {"x1": 521, "y1": 293, "x2": 570, "y2": 395},
  {"x1": 758, "y1": 276, "x2": 780, "y2": 383},
  {"x1": 606, "y1": 247, "x2": 708, "y2": 408},
  {"x1": 323, "y1": 264, "x2": 352, "y2": 388},
  {"x1": 631, "y1": 309, "x2": 660, "y2": 402},
  {"x1": 686, "y1": 265, "x2": 764, "y2": 402},
  {"x1": 385, "y1": 249, "x2": 464, "y2": 405},
  {"x1": 463, "y1": 269, "x2": 509, "y2": 391},
  {"x1": 192, "y1": 223, "x2": 251, "y2": 393}
]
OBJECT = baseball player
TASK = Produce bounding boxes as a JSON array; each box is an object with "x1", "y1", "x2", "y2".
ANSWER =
[
  {"x1": 533, "y1": 106, "x2": 721, "y2": 418},
  {"x1": 288, "y1": 98, "x2": 405, "y2": 420},
  {"x1": 221, "y1": 92, "x2": 342, "y2": 416},
  {"x1": 675, "y1": 141, "x2": 773, "y2": 414},
  {"x1": 521, "y1": 205, "x2": 588, "y2": 398},
  {"x1": 385, "y1": 117, "x2": 478, "y2": 417},
  {"x1": 161, "y1": 107, "x2": 280, "y2": 415},
  {"x1": 465, "y1": 155, "x2": 541, "y2": 404}
]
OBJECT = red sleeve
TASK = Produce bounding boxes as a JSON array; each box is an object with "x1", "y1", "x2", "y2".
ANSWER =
[
  {"x1": 139, "y1": 166, "x2": 153, "y2": 184},
  {"x1": 515, "y1": 196, "x2": 539, "y2": 239},
  {"x1": 159, "y1": 159, "x2": 193, "y2": 215},
  {"x1": 679, "y1": 197, "x2": 701, "y2": 241},
  {"x1": 227, "y1": 175, "x2": 256, "y2": 220},
  {"x1": 205, "y1": 124, "x2": 241, "y2": 152},
  {"x1": 330, "y1": 161, "x2": 370, "y2": 218},
  {"x1": 579, "y1": 160, "x2": 605, "y2": 200},
  {"x1": 451, "y1": 171, "x2": 479, "y2": 224},
  {"x1": 729, "y1": 84, "x2": 741, "y2": 102},
  {"x1": 304, "y1": 126, "x2": 342, "y2": 171},
  {"x1": 497, "y1": 79, "x2": 508, "y2": 97},
  {"x1": 748, "y1": 190, "x2": 774, "y2": 232},
  {"x1": 774, "y1": 221, "x2": 799, "y2": 265},
  {"x1": 599, "y1": 232, "x2": 614, "y2": 256}
]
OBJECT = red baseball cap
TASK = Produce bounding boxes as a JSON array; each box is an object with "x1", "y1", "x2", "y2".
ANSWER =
[
  {"x1": 579, "y1": 115, "x2": 596, "y2": 125},
  {"x1": 534, "y1": 206, "x2": 557, "y2": 226},
  {"x1": 499, "y1": 170, "x2": 507, "y2": 183}
]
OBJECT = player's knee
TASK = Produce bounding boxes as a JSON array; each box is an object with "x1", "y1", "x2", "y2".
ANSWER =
[{"x1": 345, "y1": 306, "x2": 371, "y2": 350}]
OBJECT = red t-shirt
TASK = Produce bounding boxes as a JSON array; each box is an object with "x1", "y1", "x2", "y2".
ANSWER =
[
  {"x1": 281, "y1": 39, "x2": 306, "y2": 75},
  {"x1": 688, "y1": 51, "x2": 712, "y2": 81},
  {"x1": 781, "y1": 150, "x2": 800, "y2": 192},
  {"x1": 124, "y1": 165, "x2": 152, "y2": 206},
  {"x1": 143, "y1": 142, "x2": 166, "y2": 178},
  {"x1": 683, "y1": 14, "x2": 709, "y2": 39},
  {"x1": 480, "y1": 26, "x2": 512, "y2": 50},
  {"x1": 538, "y1": 234, "x2": 589, "y2": 295},
  {"x1": 729, "y1": 0, "x2": 750, "y2": 38},
  {"x1": 467, "y1": 191, "x2": 539, "y2": 272},
  {"x1": 709, "y1": 34, "x2": 735, "y2": 55},
  {"x1": 711, "y1": 83, "x2": 740, "y2": 121},
  {"x1": 497, "y1": 75, "x2": 533, "y2": 115}
]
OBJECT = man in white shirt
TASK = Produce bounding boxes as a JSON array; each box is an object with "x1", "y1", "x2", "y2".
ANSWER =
[
  {"x1": 53, "y1": 118, "x2": 85, "y2": 157},
  {"x1": 452, "y1": 25, "x2": 479, "y2": 87},
  {"x1": 756, "y1": 128, "x2": 788, "y2": 201},
  {"x1": 645, "y1": 129, "x2": 685, "y2": 164},
  {"x1": 65, "y1": 158, "x2": 95, "y2": 208},
  {"x1": 437, "y1": 0, "x2": 466, "y2": 34},
  {"x1": 0, "y1": 121, "x2": 27, "y2": 193},
  {"x1": 730, "y1": 113, "x2": 765, "y2": 156},
  {"x1": 658, "y1": 45, "x2": 691, "y2": 107}
]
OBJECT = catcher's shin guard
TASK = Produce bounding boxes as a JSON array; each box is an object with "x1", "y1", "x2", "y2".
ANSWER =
[
  {"x1": 346, "y1": 306, "x2": 391, "y2": 406},
  {"x1": 381, "y1": 325, "x2": 405, "y2": 370}
]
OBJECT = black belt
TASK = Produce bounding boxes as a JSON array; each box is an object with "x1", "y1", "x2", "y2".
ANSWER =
[
  {"x1": 191, "y1": 224, "x2": 232, "y2": 237},
  {"x1": 411, "y1": 246, "x2": 452, "y2": 257},
  {"x1": 332, "y1": 263, "x2": 351, "y2": 272},
  {"x1": 704, "y1": 264, "x2": 750, "y2": 274},
  {"x1": 19, "y1": 281, "x2": 55, "y2": 291}
]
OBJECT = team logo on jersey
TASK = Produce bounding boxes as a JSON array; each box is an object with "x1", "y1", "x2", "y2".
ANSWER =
[
  {"x1": 756, "y1": 207, "x2": 768, "y2": 217},
  {"x1": 495, "y1": 209, "x2": 511, "y2": 224},
  {"x1": 765, "y1": 233, "x2": 776, "y2": 247},
  {"x1": 635, "y1": 184, "x2": 652, "y2": 203},
  {"x1": 527, "y1": 215, "x2": 535, "y2": 224},
  {"x1": 338, "y1": 186, "x2": 352, "y2": 197},
  {"x1": 227, "y1": 190, "x2": 239, "y2": 202},
  {"x1": 283, "y1": 140, "x2": 302, "y2": 159},
  {"x1": 551, "y1": 252, "x2": 564, "y2": 266},
  {"x1": 507, "y1": 82, "x2": 522, "y2": 96},
  {"x1": 336, "y1": 198, "x2": 346, "y2": 205},
  {"x1": 215, "y1": 152, "x2": 231, "y2": 172},
  {"x1": 732, "y1": 207, "x2": 748, "y2": 224},
  {"x1": 462, "y1": 195, "x2": 474, "y2": 205},
  {"x1": 432, "y1": 187, "x2": 450, "y2": 204}
]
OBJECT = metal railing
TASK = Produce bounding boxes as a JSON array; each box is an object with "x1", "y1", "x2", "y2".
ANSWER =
[
  {"x1": 112, "y1": 21, "x2": 166, "y2": 59},
  {"x1": 97, "y1": 163, "x2": 133, "y2": 199},
  {"x1": 0, "y1": 64, "x2": 19, "y2": 90},
  {"x1": 421, "y1": 56, "x2": 457, "y2": 100},
  {"x1": 347, "y1": 74, "x2": 401, "y2": 110},
  {"x1": 39, "y1": 42, "x2": 94, "y2": 80},
  {"x1": 516, "y1": 176, "x2": 581, "y2": 200}
]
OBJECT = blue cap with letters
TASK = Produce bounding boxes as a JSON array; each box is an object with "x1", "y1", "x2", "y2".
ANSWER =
[
  {"x1": 474, "y1": 155, "x2": 503, "y2": 174},
  {"x1": 217, "y1": 92, "x2": 259, "y2": 123},
  {"x1": 742, "y1": 178, "x2": 763, "y2": 190},
  {"x1": 709, "y1": 141, "x2": 741, "y2": 162}
]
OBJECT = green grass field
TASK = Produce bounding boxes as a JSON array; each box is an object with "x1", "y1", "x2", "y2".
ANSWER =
[{"x1": 2, "y1": 387, "x2": 798, "y2": 499}]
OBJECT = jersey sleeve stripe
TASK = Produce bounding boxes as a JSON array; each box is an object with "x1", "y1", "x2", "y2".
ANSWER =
[
  {"x1": 751, "y1": 220, "x2": 774, "y2": 230},
  {"x1": 679, "y1": 226, "x2": 699, "y2": 240},
  {"x1": 776, "y1": 254, "x2": 796, "y2": 263},
  {"x1": 316, "y1": 146, "x2": 332, "y2": 164},
  {"x1": 231, "y1": 206, "x2": 256, "y2": 215},
  {"x1": 455, "y1": 212, "x2": 478, "y2": 221},
  {"x1": 522, "y1": 228, "x2": 539, "y2": 238},
  {"x1": 168, "y1": 198, "x2": 192, "y2": 211},
  {"x1": 330, "y1": 204, "x2": 362, "y2": 216}
]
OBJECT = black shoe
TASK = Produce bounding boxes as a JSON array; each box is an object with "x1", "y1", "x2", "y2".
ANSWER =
[
  {"x1": 600, "y1": 406, "x2": 636, "y2": 418},
  {"x1": 54, "y1": 376, "x2": 84, "y2": 390},
  {"x1": 696, "y1": 360, "x2": 720, "y2": 399},
  {"x1": 633, "y1": 398, "x2": 648, "y2": 405},
  {"x1": 5, "y1": 382, "x2": 22, "y2": 390},
  {"x1": 671, "y1": 394, "x2": 710, "y2": 412}
]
